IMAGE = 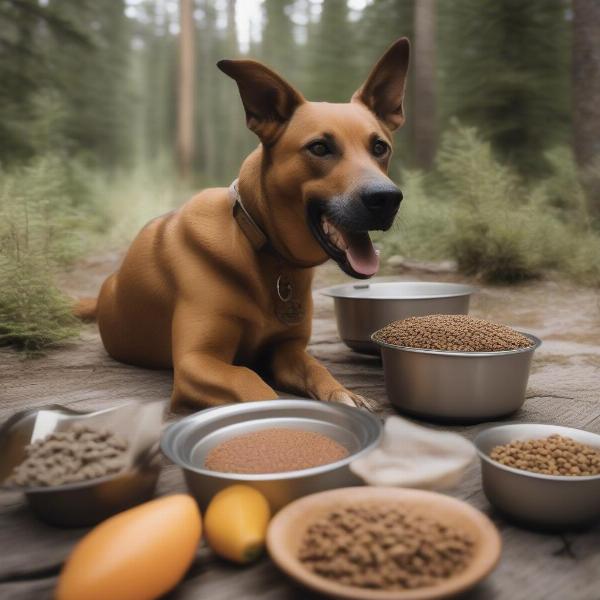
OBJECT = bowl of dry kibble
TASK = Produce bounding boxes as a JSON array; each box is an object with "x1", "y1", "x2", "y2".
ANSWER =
[
  {"x1": 0, "y1": 402, "x2": 163, "y2": 527},
  {"x1": 475, "y1": 423, "x2": 600, "y2": 529},
  {"x1": 371, "y1": 314, "x2": 541, "y2": 422},
  {"x1": 267, "y1": 486, "x2": 501, "y2": 600},
  {"x1": 320, "y1": 281, "x2": 475, "y2": 355}
]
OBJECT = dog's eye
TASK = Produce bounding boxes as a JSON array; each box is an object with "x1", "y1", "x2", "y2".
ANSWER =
[
  {"x1": 307, "y1": 141, "x2": 332, "y2": 157},
  {"x1": 372, "y1": 140, "x2": 389, "y2": 157}
]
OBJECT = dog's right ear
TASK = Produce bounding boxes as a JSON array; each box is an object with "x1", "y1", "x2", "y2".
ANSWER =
[{"x1": 217, "y1": 59, "x2": 304, "y2": 145}]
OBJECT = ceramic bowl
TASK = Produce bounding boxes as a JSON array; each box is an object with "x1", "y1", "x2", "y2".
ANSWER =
[{"x1": 267, "y1": 486, "x2": 501, "y2": 600}]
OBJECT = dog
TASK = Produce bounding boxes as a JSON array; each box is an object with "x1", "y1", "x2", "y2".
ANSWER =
[{"x1": 75, "y1": 38, "x2": 409, "y2": 411}]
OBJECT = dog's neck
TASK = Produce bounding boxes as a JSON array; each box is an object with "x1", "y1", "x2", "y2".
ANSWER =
[
  {"x1": 236, "y1": 147, "x2": 314, "y2": 269},
  {"x1": 237, "y1": 147, "x2": 268, "y2": 236}
]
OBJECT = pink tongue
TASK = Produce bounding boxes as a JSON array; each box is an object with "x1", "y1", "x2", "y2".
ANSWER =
[{"x1": 340, "y1": 231, "x2": 379, "y2": 276}]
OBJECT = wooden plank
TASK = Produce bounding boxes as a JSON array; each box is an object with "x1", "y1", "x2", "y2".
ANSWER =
[{"x1": 1, "y1": 258, "x2": 599, "y2": 599}]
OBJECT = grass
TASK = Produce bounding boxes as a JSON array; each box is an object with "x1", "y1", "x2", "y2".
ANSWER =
[{"x1": 84, "y1": 156, "x2": 190, "y2": 247}]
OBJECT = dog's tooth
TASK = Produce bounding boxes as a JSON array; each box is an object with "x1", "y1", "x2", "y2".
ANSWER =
[{"x1": 323, "y1": 221, "x2": 330, "y2": 234}]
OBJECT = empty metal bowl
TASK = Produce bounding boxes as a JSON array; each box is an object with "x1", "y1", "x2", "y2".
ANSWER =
[
  {"x1": 161, "y1": 399, "x2": 382, "y2": 512},
  {"x1": 320, "y1": 281, "x2": 476, "y2": 354},
  {"x1": 372, "y1": 333, "x2": 541, "y2": 422},
  {"x1": 474, "y1": 424, "x2": 600, "y2": 529},
  {"x1": 0, "y1": 402, "x2": 164, "y2": 527}
]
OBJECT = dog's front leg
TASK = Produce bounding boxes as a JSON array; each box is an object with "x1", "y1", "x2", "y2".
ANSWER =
[
  {"x1": 171, "y1": 308, "x2": 277, "y2": 410},
  {"x1": 270, "y1": 339, "x2": 377, "y2": 411}
]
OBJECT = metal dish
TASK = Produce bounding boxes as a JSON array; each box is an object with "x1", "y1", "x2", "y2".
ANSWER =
[
  {"x1": 320, "y1": 281, "x2": 476, "y2": 354},
  {"x1": 474, "y1": 423, "x2": 600, "y2": 530},
  {"x1": 0, "y1": 401, "x2": 164, "y2": 527},
  {"x1": 161, "y1": 399, "x2": 382, "y2": 512},
  {"x1": 372, "y1": 333, "x2": 541, "y2": 423}
]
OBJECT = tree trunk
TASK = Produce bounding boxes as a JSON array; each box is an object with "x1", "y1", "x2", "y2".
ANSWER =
[
  {"x1": 413, "y1": 0, "x2": 437, "y2": 169},
  {"x1": 177, "y1": 0, "x2": 195, "y2": 179},
  {"x1": 573, "y1": 0, "x2": 600, "y2": 216}
]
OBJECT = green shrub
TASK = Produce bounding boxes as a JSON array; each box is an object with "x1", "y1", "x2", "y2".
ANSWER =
[
  {"x1": 379, "y1": 170, "x2": 451, "y2": 261},
  {"x1": 435, "y1": 125, "x2": 567, "y2": 281},
  {"x1": 383, "y1": 124, "x2": 600, "y2": 285},
  {"x1": 0, "y1": 156, "x2": 83, "y2": 352}
]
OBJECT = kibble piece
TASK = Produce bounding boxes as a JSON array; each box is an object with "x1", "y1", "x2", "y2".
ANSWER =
[
  {"x1": 298, "y1": 502, "x2": 474, "y2": 591},
  {"x1": 7, "y1": 427, "x2": 129, "y2": 487},
  {"x1": 490, "y1": 434, "x2": 600, "y2": 477},
  {"x1": 204, "y1": 428, "x2": 348, "y2": 474},
  {"x1": 373, "y1": 314, "x2": 533, "y2": 352}
]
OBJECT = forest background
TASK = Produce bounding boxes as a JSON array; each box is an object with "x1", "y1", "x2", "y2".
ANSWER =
[{"x1": 1, "y1": 0, "x2": 599, "y2": 351}]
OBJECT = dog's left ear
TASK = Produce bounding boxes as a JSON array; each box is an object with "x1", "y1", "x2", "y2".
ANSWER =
[
  {"x1": 217, "y1": 59, "x2": 304, "y2": 145},
  {"x1": 352, "y1": 38, "x2": 410, "y2": 131}
]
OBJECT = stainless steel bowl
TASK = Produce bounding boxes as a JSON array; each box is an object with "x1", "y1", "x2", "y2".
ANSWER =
[
  {"x1": 161, "y1": 399, "x2": 382, "y2": 512},
  {"x1": 0, "y1": 402, "x2": 164, "y2": 527},
  {"x1": 474, "y1": 424, "x2": 600, "y2": 529},
  {"x1": 320, "y1": 281, "x2": 476, "y2": 354},
  {"x1": 372, "y1": 333, "x2": 541, "y2": 422}
]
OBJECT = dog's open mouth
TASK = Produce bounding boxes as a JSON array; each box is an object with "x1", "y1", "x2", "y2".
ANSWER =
[{"x1": 307, "y1": 204, "x2": 380, "y2": 279}]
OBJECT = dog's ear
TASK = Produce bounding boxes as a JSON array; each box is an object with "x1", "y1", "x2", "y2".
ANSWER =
[
  {"x1": 352, "y1": 38, "x2": 410, "y2": 131},
  {"x1": 217, "y1": 59, "x2": 304, "y2": 144}
]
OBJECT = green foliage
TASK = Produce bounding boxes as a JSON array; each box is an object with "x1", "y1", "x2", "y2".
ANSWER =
[
  {"x1": 383, "y1": 125, "x2": 600, "y2": 285},
  {"x1": 304, "y1": 0, "x2": 357, "y2": 102},
  {"x1": 436, "y1": 125, "x2": 560, "y2": 281},
  {"x1": 438, "y1": 0, "x2": 571, "y2": 176},
  {"x1": 0, "y1": 157, "x2": 83, "y2": 352},
  {"x1": 378, "y1": 170, "x2": 451, "y2": 260}
]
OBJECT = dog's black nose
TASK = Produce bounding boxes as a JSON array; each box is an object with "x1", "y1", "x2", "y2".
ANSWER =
[{"x1": 361, "y1": 188, "x2": 403, "y2": 214}]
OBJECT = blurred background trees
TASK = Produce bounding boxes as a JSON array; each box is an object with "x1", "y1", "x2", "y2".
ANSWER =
[
  {"x1": 1, "y1": 0, "x2": 600, "y2": 350},
  {"x1": 2, "y1": 0, "x2": 595, "y2": 184}
]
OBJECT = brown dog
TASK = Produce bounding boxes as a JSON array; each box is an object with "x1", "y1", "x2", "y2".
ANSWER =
[{"x1": 76, "y1": 39, "x2": 409, "y2": 411}]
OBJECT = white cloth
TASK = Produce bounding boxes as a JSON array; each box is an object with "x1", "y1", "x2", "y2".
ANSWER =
[{"x1": 350, "y1": 416, "x2": 476, "y2": 490}]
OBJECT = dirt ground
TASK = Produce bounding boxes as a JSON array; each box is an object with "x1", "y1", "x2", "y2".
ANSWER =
[{"x1": 0, "y1": 252, "x2": 599, "y2": 599}]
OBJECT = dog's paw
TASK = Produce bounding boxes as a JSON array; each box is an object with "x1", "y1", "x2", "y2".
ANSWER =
[{"x1": 328, "y1": 389, "x2": 379, "y2": 412}]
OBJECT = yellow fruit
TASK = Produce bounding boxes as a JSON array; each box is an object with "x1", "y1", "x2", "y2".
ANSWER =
[
  {"x1": 55, "y1": 494, "x2": 202, "y2": 600},
  {"x1": 204, "y1": 485, "x2": 271, "y2": 564}
]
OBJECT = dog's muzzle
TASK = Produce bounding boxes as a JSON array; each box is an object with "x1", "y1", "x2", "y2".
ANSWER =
[{"x1": 306, "y1": 183, "x2": 403, "y2": 279}]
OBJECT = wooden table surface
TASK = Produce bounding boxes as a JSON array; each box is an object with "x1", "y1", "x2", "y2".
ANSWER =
[{"x1": 1, "y1": 259, "x2": 599, "y2": 600}]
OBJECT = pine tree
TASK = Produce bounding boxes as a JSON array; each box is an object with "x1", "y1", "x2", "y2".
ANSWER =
[
  {"x1": 304, "y1": 0, "x2": 357, "y2": 103},
  {"x1": 0, "y1": 0, "x2": 90, "y2": 163},
  {"x1": 438, "y1": 0, "x2": 571, "y2": 176}
]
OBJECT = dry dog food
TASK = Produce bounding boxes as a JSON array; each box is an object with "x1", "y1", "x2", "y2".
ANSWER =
[
  {"x1": 490, "y1": 434, "x2": 600, "y2": 476},
  {"x1": 373, "y1": 314, "x2": 533, "y2": 352},
  {"x1": 204, "y1": 428, "x2": 348, "y2": 474},
  {"x1": 298, "y1": 503, "x2": 474, "y2": 590},
  {"x1": 8, "y1": 425, "x2": 129, "y2": 487}
]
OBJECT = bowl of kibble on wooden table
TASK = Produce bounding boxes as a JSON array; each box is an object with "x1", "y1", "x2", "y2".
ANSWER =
[
  {"x1": 475, "y1": 423, "x2": 600, "y2": 529},
  {"x1": 160, "y1": 399, "x2": 382, "y2": 511},
  {"x1": 371, "y1": 314, "x2": 541, "y2": 422},
  {"x1": 0, "y1": 401, "x2": 164, "y2": 527},
  {"x1": 267, "y1": 486, "x2": 501, "y2": 600},
  {"x1": 320, "y1": 281, "x2": 476, "y2": 355}
]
